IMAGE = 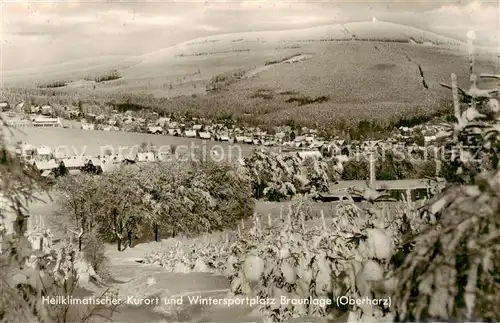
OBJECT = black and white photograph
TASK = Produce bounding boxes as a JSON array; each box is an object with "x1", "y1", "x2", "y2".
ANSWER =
[{"x1": 1, "y1": 0, "x2": 499, "y2": 322}]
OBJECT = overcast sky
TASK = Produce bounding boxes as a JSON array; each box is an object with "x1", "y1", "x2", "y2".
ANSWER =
[{"x1": 1, "y1": 0, "x2": 499, "y2": 70}]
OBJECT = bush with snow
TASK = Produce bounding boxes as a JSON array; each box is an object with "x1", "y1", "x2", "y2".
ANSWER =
[{"x1": 243, "y1": 149, "x2": 332, "y2": 201}]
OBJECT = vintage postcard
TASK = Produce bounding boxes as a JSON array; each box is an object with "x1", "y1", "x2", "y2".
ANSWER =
[{"x1": 1, "y1": 1, "x2": 499, "y2": 322}]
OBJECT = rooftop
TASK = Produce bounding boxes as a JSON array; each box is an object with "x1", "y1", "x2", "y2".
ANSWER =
[{"x1": 330, "y1": 179, "x2": 434, "y2": 191}]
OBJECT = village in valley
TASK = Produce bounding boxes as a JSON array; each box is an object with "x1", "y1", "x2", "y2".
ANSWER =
[{"x1": 1, "y1": 99, "x2": 450, "y2": 186}]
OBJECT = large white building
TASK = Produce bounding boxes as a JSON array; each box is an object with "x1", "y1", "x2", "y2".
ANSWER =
[
  {"x1": 32, "y1": 116, "x2": 62, "y2": 128},
  {"x1": 4, "y1": 119, "x2": 28, "y2": 128},
  {"x1": 1, "y1": 111, "x2": 29, "y2": 128}
]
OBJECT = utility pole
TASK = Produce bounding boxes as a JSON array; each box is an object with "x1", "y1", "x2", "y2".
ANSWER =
[
  {"x1": 467, "y1": 30, "x2": 475, "y2": 76},
  {"x1": 467, "y1": 30, "x2": 477, "y2": 110},
  {"x1": 368, "y1": 150, "x2": 376, "y2": 189}
]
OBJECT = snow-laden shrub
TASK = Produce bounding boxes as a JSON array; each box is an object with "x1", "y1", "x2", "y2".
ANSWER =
[
  {"x1": 143, "y1": 235, "x2": 240, "y2": 276},
  {"x1": 225, "y1": 199, "x2": 406, "y2": 322},
  {"x1": 243, "y1": 149, "x2": 331, "y2": 201},
  {"x1": 145, "y1": 197, "x2": 419, "y2": 322},
  {"x1": 393, "y1": 174, "x2": 500, "y2": 321},
  {"x1": 55, "y1": 158, "x2": 255, "y2": 250}
]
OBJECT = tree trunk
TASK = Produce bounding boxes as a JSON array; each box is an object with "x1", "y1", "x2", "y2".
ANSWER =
[
  {"x1": 81, "y1": 212, "x2": 86, "y2": 252},
  {"x1": 153, "y1": 224, "x2": 159, "y2": 242},
  {"x1": 128, "y1": 231, "x2": 132, "y2": 248},
  {"x1": 117, "y1": 239, "x2": 121, "y2": 251}
]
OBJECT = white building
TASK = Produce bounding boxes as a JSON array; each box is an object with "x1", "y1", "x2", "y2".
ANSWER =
[
  {"x1": 424, "y1": 135, "x2": 437, "y2": 143},
  {"x1": 41, "y1": 105, "x2": 53, "y2": 116},
  {"x1": 35, "y1": 146, "x2": 53, "y2": 160},
  {"x1": 219, "y1": 134, "x2": 230, "y2": 142},
  {"x1": 30, "y1": 106, "x2": 41, "y2": 114},
  {"x1": 32, "y1": 116, "x2": 62, "y2": 128},
  {"x1": 184, "y1": 130, "x2": 197, "y2": 138},
  {"x1": 4, "y1": 118, "x2": 28, "y2": 128},
  {"x1": 198, "y1": 132, "x2": 211, "y2": 140},
  {"x1": 33, "y1": 159, "x2": 58, "y2": 173},
  {"x1": 62, "y1": 156, "x2": 86, "y2": 170},
  {"x1": 102, "y1": 126, "x2": 119, "y2": 131},
  {"x1": 168, "y1": 128, "x2": 181, "y2": 136},
  {"x1": 81, "y1": 123, "x2": 95, "y2": 130},
  {"x1": 148, "y1": 126, "x2": 163, "y2": 134},
  {"x1": 297, "y1": 150, "x2": 322, "y2": 160}
]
